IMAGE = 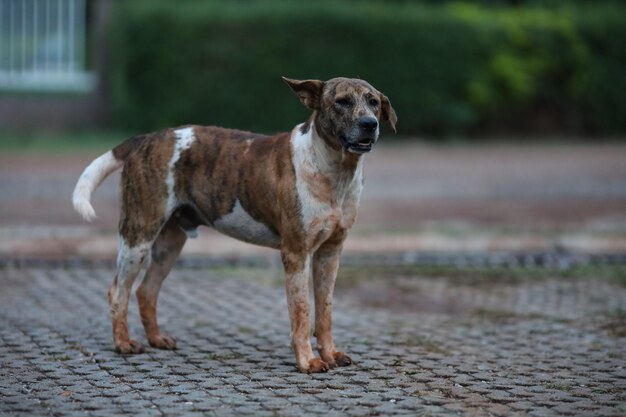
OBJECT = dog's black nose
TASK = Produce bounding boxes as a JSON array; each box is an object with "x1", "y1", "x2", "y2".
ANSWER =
[{"x1": 358, "y1": 117, "x2": 378, "y2": 131}]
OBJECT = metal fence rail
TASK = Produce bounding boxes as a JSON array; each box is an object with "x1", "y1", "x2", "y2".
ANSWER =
[{"x1": 0, "y1": 0, "x2": 94, "y2": 91}]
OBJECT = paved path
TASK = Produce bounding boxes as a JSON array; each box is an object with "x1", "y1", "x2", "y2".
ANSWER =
[{"x1": 1, "y1": 266, "x2": 625, "y2": 416}]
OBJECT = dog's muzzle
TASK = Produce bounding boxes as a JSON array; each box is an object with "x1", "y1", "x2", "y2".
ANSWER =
[
  {"x1": 341, "y1": 116, "x2": 379, "y2": 154},
  {"x1": 341, "y1": 137, "x2": 376, "y2": 154}
]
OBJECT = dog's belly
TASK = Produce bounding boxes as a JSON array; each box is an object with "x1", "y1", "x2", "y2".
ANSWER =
[{"x1": 212, "y1": 200, "x2": 281, "y2": 248}]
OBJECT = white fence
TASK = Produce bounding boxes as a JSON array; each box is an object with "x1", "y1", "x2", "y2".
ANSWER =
[{"x1": 0, "y1": 0, "x2": 94, "y2": 91}]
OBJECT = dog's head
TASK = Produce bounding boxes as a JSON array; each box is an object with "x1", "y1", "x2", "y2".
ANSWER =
[{"x1": 283, "y1": 77, "x2": 397, "y2": 154}]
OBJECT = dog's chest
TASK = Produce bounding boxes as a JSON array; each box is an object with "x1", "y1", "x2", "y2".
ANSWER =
[
  {"x1": 292, "y1": 129, "x2": 363, "y2": 249},
  {"x1": 299, "y1": 168, "x2": 360, "y2": 219}
]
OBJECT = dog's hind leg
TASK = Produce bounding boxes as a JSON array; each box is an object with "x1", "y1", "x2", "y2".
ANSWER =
[
  {"x1": 109, "y1": 238, "x2": 151, "y2": 354},
  {"x1": 108, "y1": 130, "x2": 177, "y2": 353},
  {"x1": 136, "y1": 218, "x2": 186, "y2": 350}
]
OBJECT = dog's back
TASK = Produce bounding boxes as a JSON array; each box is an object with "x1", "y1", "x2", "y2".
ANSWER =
[
  {"x1": 74, "y1": 125, "x2": 300, "y2": 250},
  {"x1": 119, "y1": 126, "x2": 293, "y2": 248}
]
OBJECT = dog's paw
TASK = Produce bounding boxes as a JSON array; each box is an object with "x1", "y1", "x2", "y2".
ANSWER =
[
  {"x1": 148, "y1": 334, "x2": 177, "y2": 350},
  {"x1": 333, "y1": 351, "x2": 353, "y2": 367},
  {"x1": 320, "y1": 350, "x2": 353, "y2": 368},
  {"x1": 115, "y1": 339, "x2": 145, "y2": 354},
  {"x1": 304, "y1": 358, "x2": 330, "y2": 374}
]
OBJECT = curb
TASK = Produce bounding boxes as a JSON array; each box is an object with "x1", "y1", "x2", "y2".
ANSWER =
[{"x1": 1, "y1": 250, "x2": 625, "y2": 270}]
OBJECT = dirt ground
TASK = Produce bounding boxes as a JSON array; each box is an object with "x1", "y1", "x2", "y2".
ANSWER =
[{"x1": 1, "y1": 141, "x2": 626, "y2": 260}]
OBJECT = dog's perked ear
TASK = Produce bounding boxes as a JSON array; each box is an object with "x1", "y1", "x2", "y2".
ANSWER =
[
  {"x1": 380, "y1": 94, "x2": 398, "y2": 133},
  {"x1": 282, "y1": 77, "x2": 324, "y2": 111}
]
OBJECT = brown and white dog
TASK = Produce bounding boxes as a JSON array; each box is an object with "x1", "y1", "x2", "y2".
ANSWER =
[{"x1": 72, "y1": 77, "x2": 397, "y2": 373}]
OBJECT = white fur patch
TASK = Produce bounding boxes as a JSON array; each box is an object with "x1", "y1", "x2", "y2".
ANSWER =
[
  {"x1": 291, "y1": 123, "x2": 364, "y2": 235},
  {"x1": 291, "y1": 125, "x2": 331, "y2": 233},
  {"x1": 116, "y1": 236, "x2": 150, "y2": 271},
  {"x1": 110, "y1": 236, "x2": 151, "y2": 307},
  {"x1": 166, "y1": 127, "x2": 196, "y2": 215},
  {"x1": 72, "y1": 150, "x2": 122, "y2": 221},
  {"x1": 214, "y1": 200, "x2": 280, "y2": 248}
]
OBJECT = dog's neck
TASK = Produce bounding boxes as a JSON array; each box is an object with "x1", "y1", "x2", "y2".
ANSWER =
[
  {"x1": 303, "y1": 120, "x2": 363, "y2": 178},
  {"x1": 292, "y1": 121, "x2": 364, "y2": 208}
]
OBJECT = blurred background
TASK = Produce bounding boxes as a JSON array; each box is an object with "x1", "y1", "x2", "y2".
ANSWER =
[{"x1": 1, "y1": 0, "x2": 625, "y2": 265}]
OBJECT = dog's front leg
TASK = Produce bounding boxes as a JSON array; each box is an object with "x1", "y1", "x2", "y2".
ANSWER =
[
  {"x1": 312, "y1": 234, "x2": 353, "y2": 368},
  {"x1": 282, "y1": 249, "x2": 329, "y2": 373}
]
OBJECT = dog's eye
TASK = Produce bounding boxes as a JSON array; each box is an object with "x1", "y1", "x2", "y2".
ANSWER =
[
  {"x1": 335, "y1": 98, "x2": 352, "y2": 107},
  {"x1": 369, "y1": 98, "x2": 379, "y2": 107}
]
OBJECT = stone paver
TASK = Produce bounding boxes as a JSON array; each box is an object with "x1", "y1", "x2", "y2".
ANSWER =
[{"x1": 1, "y1": 266, "x2": 625, "y2": 416}]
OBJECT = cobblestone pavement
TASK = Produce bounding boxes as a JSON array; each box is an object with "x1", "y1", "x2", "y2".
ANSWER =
[{"x1": 1, "y1": 266, "x2": 625, "y2": 417}]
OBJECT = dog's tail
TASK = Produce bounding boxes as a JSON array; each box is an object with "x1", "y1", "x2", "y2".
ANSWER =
[
  {"x1": 72, "y1": 149, "x2": 123, "y2": 222},
  {"x1": 72, "y1": 135, "x2": 146, "y2": 221}
]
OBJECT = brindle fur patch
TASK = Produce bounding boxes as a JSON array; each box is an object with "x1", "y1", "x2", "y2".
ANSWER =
[
  {"x1": 170, "y1": 127, "x2": 303, "y2": 250},
  {"x1": 118, "y1": 130, "x2": 174, "y2": 247},
  {"x1": 314, "y1": 78, "x2": 391, "y2": 149}
]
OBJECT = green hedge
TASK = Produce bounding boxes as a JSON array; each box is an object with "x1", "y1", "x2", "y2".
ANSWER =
[{"x1": 107, "y1": 1, "x2": 626, "y2": 136}]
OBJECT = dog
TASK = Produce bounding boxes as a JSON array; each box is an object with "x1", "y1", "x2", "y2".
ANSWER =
[{"x1": 72, "y1": 77, "x2": 397, "y2": 373}]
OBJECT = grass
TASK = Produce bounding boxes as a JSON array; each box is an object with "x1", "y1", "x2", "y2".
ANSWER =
[
  {"x1": 400, "y1": 336, "x2": 448, "y2": 354},
  {"x1": 0, "y1": 130, "x2": 131, "y2": 154},
  {"x1": 609, "y1": 267, "x2": 626, "y2": 287},
  {"x1": 470, "y1": 308, "x2": 548, "y2": 323},
  {"x1": 600, "y1": 308, "x2": 626, "y2": 338}
]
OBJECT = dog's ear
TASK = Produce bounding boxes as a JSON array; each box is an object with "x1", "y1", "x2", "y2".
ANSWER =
[
  {"x1": 380, "y1": 94, "x2": 398, "y2": 133},
  {"x1": 282, "y1": 77, "x2": 324, "y2": 110}
]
